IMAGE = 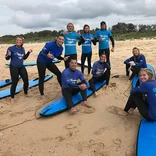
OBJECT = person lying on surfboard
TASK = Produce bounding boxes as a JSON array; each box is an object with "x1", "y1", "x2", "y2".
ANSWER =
[
  {"x1": 61, "y1": 58, "x2": 89, "y2": 114},
  {"x1": 124, "y1": 47, "x2": 147, "y2": 81},
  {"x1": 78, "y1": 24, "x2": 96, "y2": 75},
  {"x1": 5, "y1": 36, "x2": 33, "y2": 104},
  {"x1": 118, "y1": 68, "x2": 156, "y2": 122},
  {"x1": 88, "y1": 53, "x2": 110, "y2": 97}
]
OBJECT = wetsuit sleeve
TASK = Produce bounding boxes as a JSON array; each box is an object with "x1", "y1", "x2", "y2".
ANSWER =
[
  {"x1": 23, "y1": 51, "x2": 31, "y2": 60},
  {"x1": 135, "y1": 55, "x2": 146, "y2": 67},
  {"x1": 104, "y1": 62, "x2": 111, "y2": 69},
  {"x1": 109, "y1": 36, "x2": 115, "y2": 48},
  {"x1": 5, "y1": 48, "x2": 11, "y2": 60},
  {"x1": 62, "y1": 71, "x2": 79, "y2": 88},
  {"x1": 92, "y1": 62, "x2": 97, "y2": 76},
  {"x1": 78, "y1": 36, "x2": 85, "y2": 46},
  {"x1": 124, "y1": 56, "x2": 134, "y2": 65},
  {"x1": 91, "y1": 35, "x2": 96, "y2": 45},
  {"x1": 40, "y1": 43, "x2": 51, "y2": 57},
  {"x1": 56, "y1": 56, "x2": 64, "y2": 60},
  {"x1": 95, "y1": 31, "x2": 99, "y2": 42},
  {"x1": 131, "y1": 83, "x2": 147, "y2": 94},
  {"x1": 79, "y1": 72, "x2": 87, "y2": 85}
]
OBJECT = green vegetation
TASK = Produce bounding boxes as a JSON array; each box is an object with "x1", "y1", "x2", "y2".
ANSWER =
[{"x1": 0, "y1": 23, "x2": 156, "y2": 44}]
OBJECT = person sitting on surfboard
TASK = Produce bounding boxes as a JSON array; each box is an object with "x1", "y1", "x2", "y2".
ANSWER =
[
  {"x1": 124, "y1": 47, "x2": 147, "y2": 81},
  {"x1": 5, "y1": 36, "x2": 33, "y2": 103},
  {"x1": 62, "y1": 58, "x2": 89, "y2": 114},
  {"x1": 62, "y1": 23, "x2": 83, "y2": 68},
  {"x1": 88, "y1": 53, "x2": 110, "y2": 97},
  {"x1": 118, "y1": 68, "x2": 156, "y2": 122},
  {"x1": 37, "y1": 34, "x2": 69, "y2": 96},
  {"x1": 78, "y1": 24, "x2": 96, "y2": 75}
]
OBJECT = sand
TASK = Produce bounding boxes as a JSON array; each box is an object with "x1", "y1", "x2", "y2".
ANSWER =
[{"x1": 0, "y1": 39, "x2": 156, "y2": 156}]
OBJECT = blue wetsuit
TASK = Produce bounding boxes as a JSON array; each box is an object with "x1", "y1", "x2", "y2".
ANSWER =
[
  {"x1": 37, "y1": 41, "x2": 63, "y2": 95},
  {"x1": 131, "y1": 80, "x2": 156, "y2": 120},
  {"x1": 78, "y1": 33, "x2": 96, "y2": 74},
  {"x1": 95, "y1": 29, "x2": 114, "y2": 65},
  {"x1": 5, "y1": 45, "x2": 30, "y2": 98},
  {"x1": 62, "y1": 68, "x2": 87, "y2": 109},
  {"x1": 124, "y1": 54, "x2": 147, "y2": 80}
]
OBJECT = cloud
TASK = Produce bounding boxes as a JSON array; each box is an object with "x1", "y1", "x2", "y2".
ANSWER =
[{"x1": 0, "y1": 0, "x2": 156, "y2": 34}]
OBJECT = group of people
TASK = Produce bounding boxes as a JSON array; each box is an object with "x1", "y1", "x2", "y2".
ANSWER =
[{"x1": 4, "y1": 21, "x2": 156, "y2": 120}]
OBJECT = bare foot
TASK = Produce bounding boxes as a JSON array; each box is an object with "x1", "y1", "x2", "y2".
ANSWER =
[
  {"x1": 69, "y1": 108, "x2": 78, "y2": 115},
  {"x1": 83, "y1": 101, "x2": 91, "y2": 108},
  {"x1": 128, "y1": 108, "x2": 134, "y2": 114},
  {"x1": 10, "y1": 98, "x2": 15, "y2": 104},
  {"x1": 94, "y1": 92, "x2": 98, "y2": 98},
  {"x1": 116, "y1": 108, "x2": 128, "y2": 116}
]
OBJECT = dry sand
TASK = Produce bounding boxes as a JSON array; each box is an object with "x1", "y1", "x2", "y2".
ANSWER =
[{"x1": 0, "y1": 39, "x2": 156, "y2": 156}]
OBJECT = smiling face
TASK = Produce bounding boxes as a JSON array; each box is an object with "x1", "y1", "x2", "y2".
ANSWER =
[
  {"x1": 16, "y1": 37, "x2": 24, "y2": 47},
  {"x1": 101, "y1": 24, "x2": 106, "y2": 30},
  {"x1": 132, "y1": 48, "x2": 140, "y2": 57},
  {"x1": 139, "y1": 71, "x2": 149, "y2": 82},
  {"x1": 56, "y1": 35, "x2": 64, "y2": 46},
  {"x1": 67, "y1": 23, "x2": 74, "y2": 32},
  {"x1": 84, "y1": 25, "x2": 90, "y2": 33},
  {"x1": 100, "y1": 54, "x2": 107, "y2": 63},
  {"x1": 69, "y1": 59, "x2": 77, "y2": 71}
]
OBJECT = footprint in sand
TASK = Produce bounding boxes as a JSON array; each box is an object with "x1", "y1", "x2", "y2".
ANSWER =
[
  {"x1": 88, "y1": 140, "x2": 105, "y2": 150},
  {"x1": 55, "y1": 136, "x2": 66, "y2": 142},
  {"x1": 80, "y1": 107, "x2": 96, "y2": 114},
  {"x1": 64, "y1": 123, "x2": 77, "y2": 130},
  {"x1": 113, "y1": 138, "x2": 121, "y2": 145},
  {"x1": 93, "y1": 127, "x2": 107, "y2": 135},
  {"x1": 64, "y1": 123, "x2": 79, "y2": 139},
  {"x1": 106, "y1": 106, "x2": 123, "y2": 116},
  {"x1": 10, "y1": 111, "x2": 24, "y2": 117}
]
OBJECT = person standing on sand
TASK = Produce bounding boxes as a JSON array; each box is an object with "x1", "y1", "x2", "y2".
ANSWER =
[
  {"x1": 78, "y1": 24, "x2": 96, "y2": 75},
  {"x1": 37, "y1": 34, "x2": 69, "y2": 96},
  {"x1": 62, "y1": 23, "x2": 83, "y2": 68},
  {"x1": 89, "y1": 53, "x2": 110, "y2": 97},
  {"x1": 95, "y1": 21, "x2": 115, "y2": 65},
  {"x1": 5, "y1": 36, "x2": 33, "y2": 103},
  {"x1": 124, "y1": 47, "x2": 147, "y2": 81},
  {"x1": 62, "y1": 58, "x2": 90, "y2": 114},
  {"x1": 117, "y1": 68, "x2": 156, "y2": 122}
]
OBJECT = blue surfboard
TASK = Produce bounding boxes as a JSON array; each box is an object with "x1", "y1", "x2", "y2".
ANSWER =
[
  {"x1": 0, "y1": 76, "x2": 21, "y2": 88},
  {"x1": 0, "y1": 74, "x2": 52, "y2": 99},
  {"x1": 137, "y1": 119, "x2": 156, "y2": 156},
  {"x1": 6, "y1": 62, "x2": 37, "y2": 67},
  {"x1": 132, "y1": 64, "x2": 155, "y2": 88},
  {"x1": 40, "y1": 80, "x2": 106, "y2": 116},
  {"x1": 5, "y1": 59, "x2": 61, "y2": 67}
]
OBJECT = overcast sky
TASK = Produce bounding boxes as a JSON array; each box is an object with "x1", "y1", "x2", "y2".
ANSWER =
[{"x1": 0, "y1": 0, "x2": 156, "y2": 36}]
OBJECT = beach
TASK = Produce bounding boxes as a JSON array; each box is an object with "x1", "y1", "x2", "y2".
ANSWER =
[{"x1": 0, "y1": 39, "x2": 156, "y2": 156}]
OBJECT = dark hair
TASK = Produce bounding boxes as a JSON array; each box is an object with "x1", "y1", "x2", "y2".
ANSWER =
[
  {"x1": 83, "y1": 24, "x2": 90, "y2": 33},
  {"x1": 100, "y1": 21, "x2": 106, "y2": 25},
  {"x1": 69, "y1": 58, "x2": 77, "y2": 63},
  {"x1": 57, "y1": 34, "x2": 64, "y2": 38},
  {"x1": 99, "y1": 52, "x2": 106, "y2": 57}
]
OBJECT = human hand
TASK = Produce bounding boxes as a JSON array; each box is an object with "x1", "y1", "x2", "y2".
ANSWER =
[
  {"x1": 111, "y1": 47, "x2": 114, "y2": 52},
  {"x1": 78, "y1": 83, "x2": 86, "y2": 90},
  {"x1": 77, "y1": 30, "x2": 81, "y2": 36},
  {"x1": 63, "y1": 30, "x2": 68, "y2": 34},
  {"x1": 7, "y1": 50, "x2": 11, "y2": 56},
  {"x1": 99, "y1": 37, "x2": 103, "y2": 41},
  {"x1": 64, "y1": 56, "x2": 70, "y2": 61},
  {"x1": 96, "y1": 71, "x2": 101, "y2": 75},
  {"x1": 47, "y1": 52, "x2": 54, "y2": 59},
  {"x1": 28, "y1": 49, "x2": 33, "y2": 53}
]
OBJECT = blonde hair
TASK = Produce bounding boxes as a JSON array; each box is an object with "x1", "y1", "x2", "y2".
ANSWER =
[
  {"x1": 139, "y1": 68, "x2": 153, "y2": 80},
  {"x1": 132, "y1": 47, "x2": 141, "y2": 55}
]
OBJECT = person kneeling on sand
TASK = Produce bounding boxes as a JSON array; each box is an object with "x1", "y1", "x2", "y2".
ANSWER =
[
  {"x1": 61, "y1": 58, "x2": 89, "y2": 114},
  {"x1": 88, "y1": 53, "x2": 110, "y2": 97},
  {"x1": 118, "y1": 68, "x2": 156, "y2": 122}
]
